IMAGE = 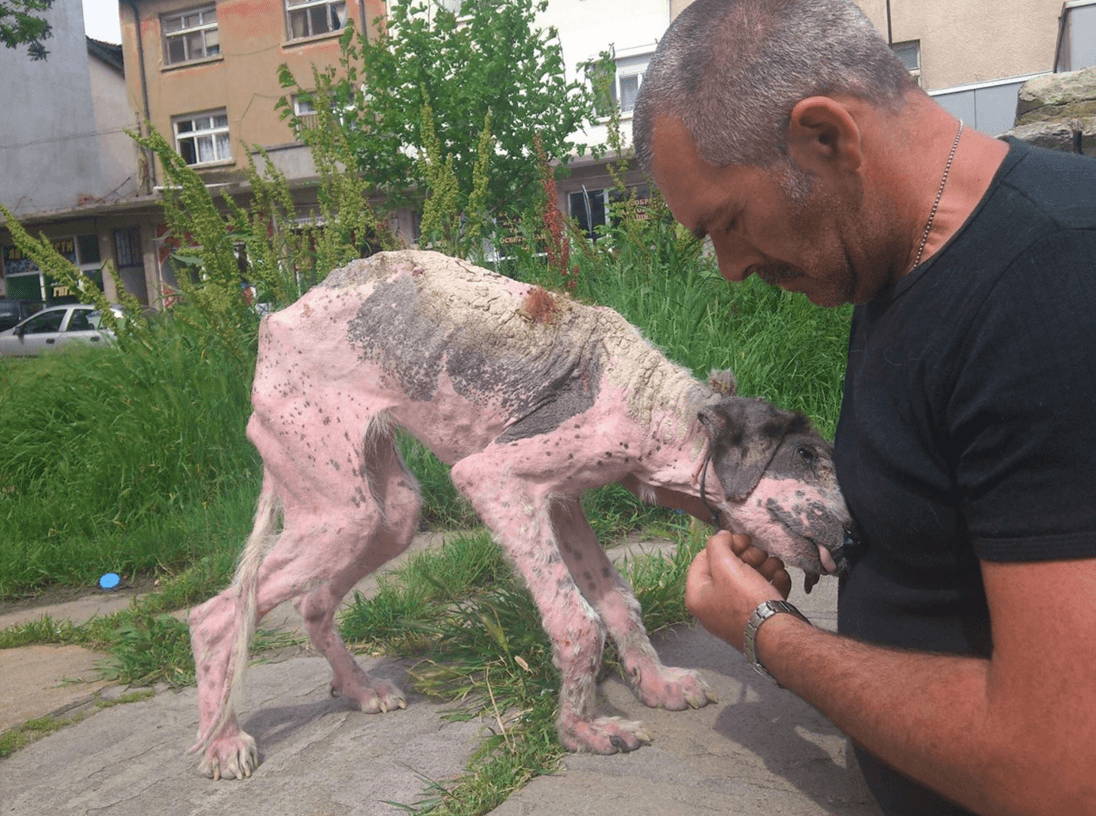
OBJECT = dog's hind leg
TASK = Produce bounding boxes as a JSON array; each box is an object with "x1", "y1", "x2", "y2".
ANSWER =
[
  {"x1": 550, "y1": 500, "x2": 713, "y2": 711},
  {"x1": 190, "y1": 417, "x2": 416, "y2": 779},
  {"x1": 189, "y1": 486, "x2": 277, "y2": 779},
  {"x1": 295, "y1": 430, "x2": 419, "y2": 713},
  {"x1": 450, "y1": 455, "x2": 650, "y2": 755}
]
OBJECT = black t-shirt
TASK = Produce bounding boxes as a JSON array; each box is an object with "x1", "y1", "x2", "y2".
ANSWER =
[{"x1": 834, "y1": 138, "x2": 1096, "y2": 815}]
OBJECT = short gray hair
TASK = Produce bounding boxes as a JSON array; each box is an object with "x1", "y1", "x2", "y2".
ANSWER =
[{"x1": 633, "y1": 0, "x2": 914, "y2": 170}]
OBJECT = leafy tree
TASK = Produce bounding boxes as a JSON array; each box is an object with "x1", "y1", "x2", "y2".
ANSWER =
[
  {"x1": 278, "y1": 0, "x2": 601, "y2": 252},
  {"x1": 1, "y1": 0, "x2": 53, "y2": 60}
]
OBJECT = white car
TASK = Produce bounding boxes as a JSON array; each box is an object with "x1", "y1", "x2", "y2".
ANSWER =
[{"x1": 0, "y1": 304, "x2": 123, "y2": 357}]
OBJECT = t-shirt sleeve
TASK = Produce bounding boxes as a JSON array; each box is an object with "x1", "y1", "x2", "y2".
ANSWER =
[{"x1": 948, "y1": 229, "x2": 1096, "y2": 561}]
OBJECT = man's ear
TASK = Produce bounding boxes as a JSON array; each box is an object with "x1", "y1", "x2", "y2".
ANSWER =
[{"x1": 787, "y1": 96, "x2": 863, "y2": 175}]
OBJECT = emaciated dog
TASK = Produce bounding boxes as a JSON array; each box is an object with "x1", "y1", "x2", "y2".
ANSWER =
[{"x1": 189, "y1": 250, "x2": 853, "y2": 779}]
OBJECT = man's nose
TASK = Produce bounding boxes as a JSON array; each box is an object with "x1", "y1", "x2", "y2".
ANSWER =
[{"x1": 711, "y1": 234, "x2": 754, "y2": 283}]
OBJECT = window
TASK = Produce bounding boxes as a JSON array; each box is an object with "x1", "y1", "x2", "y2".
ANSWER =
[
  {"x1": 77, "y1": 234, "x2": 100, "y2": 266},
  {"x1": 587, "y1": 52, "x2": 650, "y2": 116},
  {"x1": 162, "y1": 6, "x2": 219, "y2": 65},
  {"x1": 614, "y1": 71, "x2": 643, "y2": 114},
  {"x1": 20, "y1": 310, "x2": 65, "y2": 334},
  {"x1": 67, "y1": 309, "x2": 93, "y2": 332},
  {"x1": 174, "y1": 110, "x2": 232, "y2": 165},
  {"x1": 285, "y1": 0, "x2": 346, "y2": 40},
  {"x1": 570, "y1": 188, "x2": 608, "y2": 241},
  {"x1": 891, "y1": 40, "x2": 921, "y2": 87},
  {"x1": 569, "y1": 184, "x2": 650, "y2": 241},
  {"x1": 292, "y1": 94, "x2": 318, "y2": 132},
  {"x1": 114, "y1": 228, "x2": 141, "y2": 267}
]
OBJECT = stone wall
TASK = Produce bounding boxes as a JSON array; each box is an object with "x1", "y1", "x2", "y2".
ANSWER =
[{"x1": 1006, "y1": 65, "x2": 1096, "y2": 154}]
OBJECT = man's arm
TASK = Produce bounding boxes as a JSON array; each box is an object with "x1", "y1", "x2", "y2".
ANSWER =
[{"x1": 686, "y1": 533, "x2": 1096, "y2": 816}]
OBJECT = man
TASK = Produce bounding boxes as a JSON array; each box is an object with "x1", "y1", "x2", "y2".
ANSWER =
[{"x1": 632, "y1": 1, "x2": 1096, "y2": 814}]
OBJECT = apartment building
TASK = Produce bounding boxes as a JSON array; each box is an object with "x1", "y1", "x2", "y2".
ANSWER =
[
  {"x1": 120, "y1": 0, "x2": 384, "y2": 185},
  {"x1": 5, "y1": 0, "x2": 1091, "y2": 307},
  {"x1": 112, "y1": 0, "x2": 388, "y2": 305}
]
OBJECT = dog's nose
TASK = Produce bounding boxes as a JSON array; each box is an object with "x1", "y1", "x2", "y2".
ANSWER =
[{"x1": 842, "y1": 522, "x2": 861, "y2": 550}]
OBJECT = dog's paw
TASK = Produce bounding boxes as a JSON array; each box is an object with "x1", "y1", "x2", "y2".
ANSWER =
[
  {"x1": 633, "y1": 665, "x2": 715, "y2": 711},
  {"x1": 331, "y1": 674, "x2": 407, "y2": 714},
  {"x1": 199, "y1": 731, "x2": 259, "y2": 780},
  {"x1": 559, "y1": 715, "x2": 652, "y2": 754}
]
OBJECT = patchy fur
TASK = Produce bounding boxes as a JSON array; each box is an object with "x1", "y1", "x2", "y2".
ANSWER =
[{"x1": 188, "y1": 250, "x2": 853, "y2": 780}]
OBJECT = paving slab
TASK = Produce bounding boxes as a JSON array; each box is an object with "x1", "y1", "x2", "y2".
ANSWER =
[
  {"x1": 0, "y1": 644, "x2": 112, "y2": 733},
  {"x1": 0, "y1": 535, "x2": 883, "y2": 815},
  {"x1": 0, "y1": 655, "x2": 482, "y2": 816}
]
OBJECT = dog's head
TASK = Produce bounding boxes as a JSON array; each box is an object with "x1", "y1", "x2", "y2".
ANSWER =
[{"x1": 697, "y1": 396, "x2": 857, "y2": 585}]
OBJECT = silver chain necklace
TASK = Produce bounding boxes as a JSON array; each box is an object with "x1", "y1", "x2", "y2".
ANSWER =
[{"x1": 911, "y1": 119, "x2": 964, "y2": 269}]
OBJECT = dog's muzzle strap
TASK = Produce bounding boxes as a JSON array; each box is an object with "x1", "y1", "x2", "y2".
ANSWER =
[{"x1": 698, "y1": 449, "x2": 722, "y2": 531}]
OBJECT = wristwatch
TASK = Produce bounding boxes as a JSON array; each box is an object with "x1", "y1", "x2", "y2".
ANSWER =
[{"x1": 743, "y1": 600, "x2": 811, "y2": 686}]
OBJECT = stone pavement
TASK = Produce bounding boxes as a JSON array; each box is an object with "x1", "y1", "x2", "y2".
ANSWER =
[{"x1": 0, "y1": 535, "x2": 883, "y2": 816}]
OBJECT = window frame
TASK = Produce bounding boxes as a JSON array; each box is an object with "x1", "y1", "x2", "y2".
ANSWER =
[
  {"x1": 291, "y1": 93, "x2": 319, "y2": 133},
  {"x1": 173, "y1": 109, "x2": 233, "y2": 166},
  {"x1": 568, "y1": 183, "x2": 651, "y2": 242},
  {"x1": 891, "y1": 40, "x2": 922, "y2": 87},
  {"x1": 284, "y1": 0, "x2": 347, "y2": 41},
  {"x1": 587, "y1": 50, "x2": 652, "y2": 118},
  {"x1": 161, "y1": 5, "x2": 220, "y2": 66}
]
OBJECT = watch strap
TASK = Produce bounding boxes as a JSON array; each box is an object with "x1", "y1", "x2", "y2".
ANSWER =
[{"x1": 743, "y1": 599, "x2": 811, "y2": 685}]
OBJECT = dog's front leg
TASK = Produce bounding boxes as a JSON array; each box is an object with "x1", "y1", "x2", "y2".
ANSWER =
[
  {"x1": 450, "y1": 456, "x2": 651, "y2": 754},
  {"x1": 549, "y1": 500, "x2": 713, "y2": 711}
]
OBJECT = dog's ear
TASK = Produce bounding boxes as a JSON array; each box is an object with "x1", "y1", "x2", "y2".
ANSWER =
[
  {"x1": 698, "y1": 400, "x2": 796, "y2": 502},
  {"x1": 707, "y1": 369, "x2": 737, "y2": 396}
]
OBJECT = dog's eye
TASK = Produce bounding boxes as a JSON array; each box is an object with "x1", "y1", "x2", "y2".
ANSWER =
[{"x1": 796, "y1": 445, "x2": 816, "y2": 467}]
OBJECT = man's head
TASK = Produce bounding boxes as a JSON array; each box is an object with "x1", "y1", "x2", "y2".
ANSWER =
[
  {"x1": 633, "y1": 0, "x2": 913, "y2": 171},
  {"x1": 634, "y1": 0, "x2": 922, "y2": 307}
]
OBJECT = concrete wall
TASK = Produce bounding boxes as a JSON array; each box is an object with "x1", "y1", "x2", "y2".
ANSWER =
[
  {"x1": 853, "y1": 0, "x2": 1062, "y2": 91},
  {"x1": 89, "y1": 47, "x2": 141, "y2": 201},
  {"x1": 0, "y1": 2, "x2": 104, "y2": 215}
]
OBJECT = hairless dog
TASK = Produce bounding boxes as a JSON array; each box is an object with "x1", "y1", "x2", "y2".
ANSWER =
[{"x1": 189, "y1": 250, "x2": 853, "y2": 779}]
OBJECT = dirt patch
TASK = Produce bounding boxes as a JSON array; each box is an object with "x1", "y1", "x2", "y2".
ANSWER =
[{"x1": 0, "y1": 575, "x2": 159, "y2": 616}]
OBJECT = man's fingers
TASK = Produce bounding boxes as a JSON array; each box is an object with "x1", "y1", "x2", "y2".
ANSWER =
[
  {"x1": 725, "y1": 532, "x2": 756, "y2": 556},
  {"x1": 740, "y1": 546, "x2": 772, "y2": 570},
  {"x1": 771, "y1": 567, "x2": 793, "y2": 599},
  {"x1": 705, "y1": 531, "x2": 791, "y2": 598}
]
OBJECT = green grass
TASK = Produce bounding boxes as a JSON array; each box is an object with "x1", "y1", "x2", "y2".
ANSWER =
[{"x1": 0, "y1": 236, "x2": 849, "y2": 598}]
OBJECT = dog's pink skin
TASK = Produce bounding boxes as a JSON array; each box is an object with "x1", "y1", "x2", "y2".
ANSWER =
[{"x1": 189, "y1": 250, "x2": 850, "y2": 777}]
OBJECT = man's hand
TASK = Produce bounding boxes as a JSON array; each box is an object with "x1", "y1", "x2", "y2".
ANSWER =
[{"x1": 685, "y1": 531, "x2": 792, "y2": 650}]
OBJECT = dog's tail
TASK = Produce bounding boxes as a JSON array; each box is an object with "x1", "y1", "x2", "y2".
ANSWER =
[{"x1": 189, "y1": 488, "x2": 280, "y2": 754}]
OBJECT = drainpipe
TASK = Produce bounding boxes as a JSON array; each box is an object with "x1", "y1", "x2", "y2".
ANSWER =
[
  {"x1": 885, "y1": 0, "x2": 893, "y2": 44},
  {"x1": 126, "y1": 0, "x2": 157, "y2": 190}
]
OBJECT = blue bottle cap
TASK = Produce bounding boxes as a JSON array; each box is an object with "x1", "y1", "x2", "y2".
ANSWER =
[{"x1": 99, "y1": 572, "x2": 121, "y2": 591}]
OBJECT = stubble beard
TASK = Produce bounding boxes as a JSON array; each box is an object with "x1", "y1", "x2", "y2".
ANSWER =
[{"x1": 771, "y1": 160, "x2": 861, "y2": 307}]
